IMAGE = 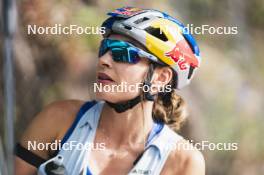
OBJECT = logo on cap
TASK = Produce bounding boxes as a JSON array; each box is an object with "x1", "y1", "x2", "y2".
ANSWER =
[{"x1": 165, "y1": 40, "x2": 198, "y2": 70}]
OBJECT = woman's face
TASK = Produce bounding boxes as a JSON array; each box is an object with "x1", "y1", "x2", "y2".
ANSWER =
[{"x1": 95, "y1": 34, "x2": 150, "y2": 103}]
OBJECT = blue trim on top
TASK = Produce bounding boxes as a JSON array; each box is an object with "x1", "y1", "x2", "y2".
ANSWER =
[
  {"x1": 61, "y1": 100, "x2": 97, "y2": 145},
  {"x1": 86, "y1": 167, "x2": 93, "y2": 175},
  {"x1": 52, "y1": 100, "x2": 97, "y2": 156},
  {"x1": 146, "y1": 122, "x2": 164, "y2": 146}
]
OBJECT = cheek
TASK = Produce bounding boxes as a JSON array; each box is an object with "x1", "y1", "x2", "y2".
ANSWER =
[
  {"x1": 115, "y1": 63, "x2": 147, "y2": 84},
  {"x1": 95, "y1": 60, "x2": 149, "y2": 103}
]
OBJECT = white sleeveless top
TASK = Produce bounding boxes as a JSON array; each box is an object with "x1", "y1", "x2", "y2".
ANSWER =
[{"x1": 38, "y1": 101, "x2": 183, "y2": 175}]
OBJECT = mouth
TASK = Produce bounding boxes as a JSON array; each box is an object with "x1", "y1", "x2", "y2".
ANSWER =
[{"x1": 97, "y1": 72, "x2": 115, "y2": 83}]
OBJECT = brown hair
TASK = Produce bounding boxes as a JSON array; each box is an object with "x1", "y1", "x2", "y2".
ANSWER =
[{"x1": 152, "y1": 68, "x2": 188, "y2": 131}]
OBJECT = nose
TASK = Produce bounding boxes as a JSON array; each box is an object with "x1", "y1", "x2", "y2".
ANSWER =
[{"x1": 98, "y1": 51, "x2": 113, "y2": 68}]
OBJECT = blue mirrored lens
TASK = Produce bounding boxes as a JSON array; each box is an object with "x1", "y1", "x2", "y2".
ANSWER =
[
  {"x1": 98, "y1": 39, "x2": 141, "y2": 64},
  {"x1": 98, "y1": 39, "x2": 109, "y2": 57},
  {"x1": 128, "y1": 49, "x2": 140, "y2": 63}
]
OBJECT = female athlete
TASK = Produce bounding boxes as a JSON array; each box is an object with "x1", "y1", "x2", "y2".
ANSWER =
[{"x1": 15, "y1": 7, "x2": 205, "y2": 175}]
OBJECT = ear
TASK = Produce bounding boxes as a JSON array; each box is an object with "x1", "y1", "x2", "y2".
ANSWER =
[{"x1": 151, "y1": 67, "x2": 173, "y2": 92}]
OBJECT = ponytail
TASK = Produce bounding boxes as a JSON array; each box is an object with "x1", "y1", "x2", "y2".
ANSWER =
[{"x1": 152, "y1": 89, "x2": 188, "y2": 131}]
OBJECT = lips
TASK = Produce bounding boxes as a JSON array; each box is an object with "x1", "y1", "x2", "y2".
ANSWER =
[{"x1": 97, "y1": 72, "x2": 114, "y2": 83}]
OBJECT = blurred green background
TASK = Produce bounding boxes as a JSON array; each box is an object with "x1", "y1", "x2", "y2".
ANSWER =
[{"x1": 1, "y1": 0, "x2": 264, "y2": 174}]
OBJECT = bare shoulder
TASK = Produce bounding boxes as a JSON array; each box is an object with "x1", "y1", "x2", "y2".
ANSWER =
[
  {"x1": 20, "y1": 99, "x2": 85, "y2": 158},
  {"x1": 176, "y1": 139, "x2": 205, "y2": 175},
  {"x1": 162, "y1": 139, "x2": 205, "y2": 175},
  {"x1": 40, "y1": 99, "x2": 85, "y2": 121}
]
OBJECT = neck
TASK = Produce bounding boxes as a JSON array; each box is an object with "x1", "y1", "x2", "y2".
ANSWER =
[{"x1": 98, "y1": 100, "x2": 154, "y2": 147}]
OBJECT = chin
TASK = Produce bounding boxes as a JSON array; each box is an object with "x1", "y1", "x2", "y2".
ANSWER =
[{"x1": 96, "y1": 91, "x2": 118, "y2": 103}]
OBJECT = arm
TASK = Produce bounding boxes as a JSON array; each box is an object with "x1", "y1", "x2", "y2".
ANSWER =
[
  {"x1": 15, "y1": 156, "x2": 38, "y2": 175},
  {"x1": 15, "y1": 100, "x2": 83, "y2": 175},
  {"x1": 181, "y1": 149, "x2": 205, "y2": 175}
]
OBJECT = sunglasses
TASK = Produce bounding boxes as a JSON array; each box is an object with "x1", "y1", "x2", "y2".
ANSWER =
[{"x1": 98, "y1": 38, "x2": 163, "y2": 64}]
